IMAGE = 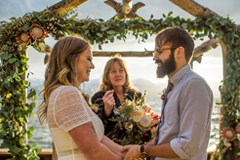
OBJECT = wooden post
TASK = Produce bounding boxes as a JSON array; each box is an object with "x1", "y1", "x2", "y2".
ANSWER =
[
  {"x1": 219, "y1": 40, "x2": 228, "y2": 133},
  {"x1": 20, "y1": 50, "x2": 28, "y2": 145}
]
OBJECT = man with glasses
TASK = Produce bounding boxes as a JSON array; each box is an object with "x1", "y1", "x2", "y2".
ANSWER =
[{"x1": 122, "y1": 27, "x2": 213, "y2": 160}]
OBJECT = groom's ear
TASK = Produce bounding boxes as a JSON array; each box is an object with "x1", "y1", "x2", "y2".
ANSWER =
[{"x1": 175, "y1": 47, "x2": 185, "y2": 59}]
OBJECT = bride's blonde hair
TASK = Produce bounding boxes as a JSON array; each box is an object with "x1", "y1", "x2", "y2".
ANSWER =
[{"x1": 37, "y1": 36, "x2": 91, "y2": 128}]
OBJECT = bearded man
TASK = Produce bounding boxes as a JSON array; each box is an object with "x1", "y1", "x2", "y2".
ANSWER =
[{"x1": 123, "y1": 27, "x2": 213, "y2": 160}]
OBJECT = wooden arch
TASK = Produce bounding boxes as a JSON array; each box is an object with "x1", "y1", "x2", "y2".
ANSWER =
[
  {"x1": 35, "y1": 0, "x2": 229, "y2": 159},
  {"x1": 1, "y1": 0, "x2": 239, "y2": 159}
]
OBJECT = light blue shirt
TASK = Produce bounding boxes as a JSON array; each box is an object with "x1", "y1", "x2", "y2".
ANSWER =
[{"x1": 155, "y1": 64, "x2": 213, "y2": 160}]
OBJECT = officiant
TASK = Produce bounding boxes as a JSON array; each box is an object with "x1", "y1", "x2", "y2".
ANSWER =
[{"x1": 91, "y1": 56, "x2": 142, "y2": 144}]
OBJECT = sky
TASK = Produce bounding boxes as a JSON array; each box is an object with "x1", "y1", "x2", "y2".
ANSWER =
[{"x1": 1, "y1": 0, "x2": 240, "y2": 99}]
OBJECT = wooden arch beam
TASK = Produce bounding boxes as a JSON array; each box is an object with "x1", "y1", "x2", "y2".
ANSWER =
[
  {"x1": 34, "y1": 0, "x2": 90, "y2": 64},
  {"x1": 45, "y1": 0, "x2": 89, "y2": 17},
  {"x1": 169, "y1": 0, "x2": 220, "y2": 18}
]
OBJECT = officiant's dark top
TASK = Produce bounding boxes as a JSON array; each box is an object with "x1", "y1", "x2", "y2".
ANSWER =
[{"x1": 91, "y1": 89, "x2": 141, "y2": 143}]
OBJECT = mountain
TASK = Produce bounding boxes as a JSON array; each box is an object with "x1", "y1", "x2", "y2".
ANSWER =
[
  {"x1": 131, "y1": 79, "x2": 165, "y2": 98},
  {"x1": 27, "y1": 77, "x2": 220, "y2": 105}
]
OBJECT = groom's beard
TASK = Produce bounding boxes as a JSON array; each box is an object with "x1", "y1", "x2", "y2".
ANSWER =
[{"x1": 156, "y1": 52, "x2": 176, "y2": 78}]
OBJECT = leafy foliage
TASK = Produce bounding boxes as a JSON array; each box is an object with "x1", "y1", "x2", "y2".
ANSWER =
[{"x1": 0, "y1": 7, "x2": 240, "y2": 159}]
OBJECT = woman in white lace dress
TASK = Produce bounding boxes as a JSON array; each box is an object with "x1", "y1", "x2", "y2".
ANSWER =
[{"x1": 37, "y1": 36, "x2": 124, "y2": 160}]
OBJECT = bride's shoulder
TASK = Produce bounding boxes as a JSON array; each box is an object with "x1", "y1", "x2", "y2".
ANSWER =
[{"x1": 54, "y1": 85, "x2": 80, "y2": 96}]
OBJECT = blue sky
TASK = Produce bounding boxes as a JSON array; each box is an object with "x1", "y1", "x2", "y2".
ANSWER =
[{"x1": 1, "y1": 0, "x2": 240, "y2": 98}]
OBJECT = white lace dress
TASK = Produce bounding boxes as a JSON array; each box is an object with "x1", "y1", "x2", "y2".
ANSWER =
[{"x1": 47, "y1": 86, "x2": 104, "y2": 160}]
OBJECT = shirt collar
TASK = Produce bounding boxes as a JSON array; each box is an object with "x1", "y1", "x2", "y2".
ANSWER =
[{"x1": 169, "y1": 64, "x2": 190, "y2": 85}]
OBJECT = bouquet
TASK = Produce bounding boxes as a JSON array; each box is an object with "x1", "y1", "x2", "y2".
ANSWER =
[{"x1": 110, "y1": 91, "x2": 160, "y2": 145}]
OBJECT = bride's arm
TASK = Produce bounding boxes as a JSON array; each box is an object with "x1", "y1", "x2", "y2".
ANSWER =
[
  {"x1": 69, "y1": 122, "x2": 122, "y2": 160},
  {"x1": 101, "y1": 135, "x2": 126, "y2": 158}
]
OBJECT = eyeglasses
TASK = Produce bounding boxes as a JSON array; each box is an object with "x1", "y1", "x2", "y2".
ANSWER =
[{"x1": 152, "y1": 47, "x2": 177, "y2": 57}]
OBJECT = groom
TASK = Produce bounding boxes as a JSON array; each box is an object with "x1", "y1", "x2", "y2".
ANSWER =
[{"x1": 123, "y1": 27, "x2": 213, "y2": 160}]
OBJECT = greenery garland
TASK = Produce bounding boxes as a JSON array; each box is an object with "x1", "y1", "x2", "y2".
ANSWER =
[{"x1": 0, "y1": 8, "x2": 239, "y2": 160}]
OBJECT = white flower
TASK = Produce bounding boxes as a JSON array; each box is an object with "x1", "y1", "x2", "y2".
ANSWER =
[
  {"x1": 139, "y1": 115, "x2": 151, "y2": 128},
  {"x1": 132, "y1": 107, "x2": 144, "y2": 122}
]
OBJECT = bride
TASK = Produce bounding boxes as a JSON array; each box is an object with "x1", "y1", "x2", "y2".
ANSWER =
[{"x1": 37, "y1": 36, "x2": 124, "y2": 160}]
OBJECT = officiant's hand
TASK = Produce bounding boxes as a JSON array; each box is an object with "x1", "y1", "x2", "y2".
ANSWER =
[
  {"x1": 122, "y1": 145, "x2": 142, "y2": 160},
  {"x1": 102, "y1": 90, "x2": 115, "y2": 117}
]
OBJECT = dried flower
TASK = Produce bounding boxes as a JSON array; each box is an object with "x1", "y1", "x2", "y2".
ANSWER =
[
  {"x1": 15, "y1": 31, "x2": 31, "y2": 45},
  {"x1": 221, "y1": 127, "x2": 236, "y2": 141},
  {"x1": 8, "y1": 46, "x2": 15, "y2": 53},
  {"x1": 29, "y1": 24, "x2": 48, "y2": 40},
  {"x1": 139, "y1": 115, "x2": 151, "y2": 128},
  {"x1": 124, "y1": 122, "x2": 133, "y2": 132},
  {"x1": 235, "y1": 123, "x2": 240, "y2": 134}
]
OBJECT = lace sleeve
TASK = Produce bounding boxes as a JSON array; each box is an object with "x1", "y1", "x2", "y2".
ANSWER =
[{"x1": 53, "y1": 86, "x2": 91, "y2": 132}]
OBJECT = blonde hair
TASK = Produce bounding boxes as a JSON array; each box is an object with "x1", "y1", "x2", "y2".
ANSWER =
[
  {"x1": 37, "y1": 36, "x2": 91, "y2": 128},
  {"x1": 99, "y1": 56, "x2": 137, "y2": 92}
]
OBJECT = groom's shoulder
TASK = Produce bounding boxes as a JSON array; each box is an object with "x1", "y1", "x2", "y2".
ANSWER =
[
  {"x1": 186, "y1": 70, "x2": 206, "y2": 82},
  {"x1": 183, "y1": 70, "x2": 211, "y2": 91}
]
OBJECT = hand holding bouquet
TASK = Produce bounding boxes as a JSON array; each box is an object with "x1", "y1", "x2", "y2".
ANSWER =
[{"x1": 111, "y1": 91, "x2": 160, "y2": 145}]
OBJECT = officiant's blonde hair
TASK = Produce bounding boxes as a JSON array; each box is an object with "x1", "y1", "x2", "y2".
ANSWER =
[
  {"x1": 99, "y1": 56, "x2": 137, "y2": 93},
  {"x1": 38, "y1": 36, "x2": 91, "y2": 128}
]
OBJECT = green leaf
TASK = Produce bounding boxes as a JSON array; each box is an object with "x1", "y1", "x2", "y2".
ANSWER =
[
  {"x1": 11, "y1": 146, "x2": 20, "y2": 154},
  {"x1": 30, "y1": 112, "x2": 34, "y2": 117},
  {"x1": 150, "y1": 14, "x2": 153, "y2": 19},
  {"x1": 37, "y1": 147, "x2": 42, "y2": 153},
  {"x1": 114, "y1": 16, "x2": 119, "y2": 21},
  {"x1": 171, "y1": 21, "x2": 175, "y2": 27},
  {"x1": 96, "y1": 33, "x2": 103, "y2": 38},
  {"x1": 21, "y1": 24, "x2": 30, "y2": 31},
  {"x1": 8, "y1": 58, "x2": 16, "y2": 64},
  {"x1": 2, "y1": 44, "x2": 9, "y2": 51},
  {"x1": 101, "y1": 27, "x2": 109, "y2": 31},
  {"x1": 72, "y1": 21, "x2": 76, "y2": 27},
  {"x1": 16, "y1": 112, "x2": 22, "y2": 117},
  {"x1": 107, "y1": 30, "x2": 116, "y2": 35},
  {"x1": 98, "y1": 18, "x2": 104, "y2": 22},
  {"x1": 29, "y1": 126, "x2": 35, "y2": 132},
  {"x1": 181, "y1": 23, "x2": 188, "y2": 28},
  {"x1": 168, "y1": 11, "x2": 173, "y2": 16},
  {"x1": 32, "y1": 142, "x2": 37, "y2": 147},
  {"x1": 3, "y1": 111, "x2": 9, "y2": 117},
  {"x1": 98, "y1": 44, "x2": 102, "y2": 50},
  {"x1": 28, "y1": 132, "x2": 33, "y2": 139},
  {"x1": 0, "y1": 132, "x2": 4, "y2": 139},
  {"x1": 7, "y1": 41, "x2": 12, "y2": 45}
]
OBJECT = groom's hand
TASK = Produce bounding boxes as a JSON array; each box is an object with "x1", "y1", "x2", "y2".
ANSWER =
[{"x1": 122, "y1": 145, "x2": 141, "y2": 160}]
